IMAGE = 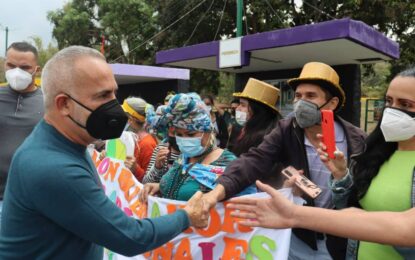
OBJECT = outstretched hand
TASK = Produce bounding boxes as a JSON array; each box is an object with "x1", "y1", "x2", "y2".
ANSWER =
[{"x1": 227, "y1": 181, "x2": 297, "y2": 229}]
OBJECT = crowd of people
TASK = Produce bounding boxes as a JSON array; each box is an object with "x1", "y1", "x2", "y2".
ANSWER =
[{"x1": 0, "y1": 42, "x2": 413, "y2": 259}]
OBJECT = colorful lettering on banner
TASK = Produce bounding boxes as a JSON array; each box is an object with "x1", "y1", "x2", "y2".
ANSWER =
[
  {"x1": 89, "y1": 150, "x2": 294, "y2": 260},
  {"x1": 89, "y1": 150, "x2": 146, "y2": 220}
]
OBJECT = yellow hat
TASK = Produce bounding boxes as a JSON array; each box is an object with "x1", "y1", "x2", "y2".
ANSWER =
[
  {"x1": 233, "y1": 78, "x2": 280, "y2": 113},
  {"x1": 287, "y1": 62, "x2": 345, "y2": 108}
]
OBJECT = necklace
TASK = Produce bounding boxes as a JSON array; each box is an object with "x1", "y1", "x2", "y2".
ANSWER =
[{"x1": 166, "y1": 143, "x2": 217, "y2": 199}]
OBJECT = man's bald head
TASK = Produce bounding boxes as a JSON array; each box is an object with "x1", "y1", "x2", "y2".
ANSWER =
[{"x1": 41, "y1": 46, "x2": 106, "y2": 110}]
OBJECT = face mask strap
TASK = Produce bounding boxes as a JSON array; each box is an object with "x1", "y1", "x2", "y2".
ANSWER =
[
  {"x1": 65, "y1": 94, "x2": 93, "y2": 112},
  {"x1": 386, "y1": 106, "x2": 415, "y2": 118},
  {"x1": 30, "y1": 67, "x2": 38, "y2": 77},
  {"x1": 67, "y1": 114, "x2": 87, "y2": 129},
  {"x1": 13, "y1": 66, "x2": 37, "y2": 76},
  {"x1": 65, "y1": 93, "x2": 92, "y2": 130},
  {"x1": 318, "y1": 98, "x2": 333, "y2": 110}
]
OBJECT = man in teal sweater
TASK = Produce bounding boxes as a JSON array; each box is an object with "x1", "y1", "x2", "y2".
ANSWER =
[{"x1": 0, "y1": 46, "x2": 208, "y2": 259}]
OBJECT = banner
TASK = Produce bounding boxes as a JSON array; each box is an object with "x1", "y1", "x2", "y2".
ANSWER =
[
  {"x1": 106, "y1": 131, "x2": 136, "y2": 161},
  {"x1": 90, "y1": 151, "x2": 294, "y2": 260}
]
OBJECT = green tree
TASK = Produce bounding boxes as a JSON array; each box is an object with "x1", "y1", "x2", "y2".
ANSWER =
[
  {"x1": 98, "y1": 0, "x2": 157, "y2": 64},
  {"x1": 47, "y1": 0, "x2": 99, "y2": 49},
  {"x1": 30, "y1": 36, "x2": 59, "y2": 68},
  {"x1": 153, "y1": 0, "x2": 414, "y2": 95},
  {"x1": 361, "y1": 62, "x2": 390, "y2": 98},
  {"x1": 48, "y1": 0, "x2": 415, "y2": 96},
  {"x1": 48, "y1": 0, "x2": 157, "y2": 64}
]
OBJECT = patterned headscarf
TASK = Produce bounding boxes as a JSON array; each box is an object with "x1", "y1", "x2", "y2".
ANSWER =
[
  {"x1": 145, "y1": 104, "x2": 166, "y2": 139},
  {"x1": 158, "y1": 93, "x2": 212, "y2": 132}
]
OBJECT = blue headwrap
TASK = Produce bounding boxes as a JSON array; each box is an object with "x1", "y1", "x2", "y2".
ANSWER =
[{"x1": 159, "y1": 93, "x2": 212, "y2": 132}]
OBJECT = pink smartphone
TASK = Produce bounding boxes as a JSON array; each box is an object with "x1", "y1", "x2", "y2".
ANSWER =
[
  {"x1": 321, "y1": 110, "x2": 336, "y2": 159},
  {"x1": 282, "y1": 166, "x2": 322, "y2": 199}
]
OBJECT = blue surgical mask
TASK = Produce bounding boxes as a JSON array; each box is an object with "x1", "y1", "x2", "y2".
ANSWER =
[{"x1": 175, "y1": 135, "x2": 206, "y2": 158}]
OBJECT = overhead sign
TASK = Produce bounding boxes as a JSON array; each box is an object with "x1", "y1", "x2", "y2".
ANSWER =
[{"x1": 219, "y1": 37, "x2": 242, "y2": 68}]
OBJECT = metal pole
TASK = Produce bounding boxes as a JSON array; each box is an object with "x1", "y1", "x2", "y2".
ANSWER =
[
  {"x1": 236, "y1": 0, "x2": 243, "y2": 37},
  {"x1": 364, "y1": 98, "x2": 369, "y2": 132},
  {"x1": 5, "y1": 26, "x2": 9, "y2": 56}
]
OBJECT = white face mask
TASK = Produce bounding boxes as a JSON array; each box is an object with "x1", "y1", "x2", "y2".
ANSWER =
[
  {"x1": 380, "y1": 107, "x2": 415, "y2": 142},
  {"x1": 235, "y1": 110, "x2": 247, "y2": 126},
  {"x1": 5, "y1": 67, "x2": 34, "y2": 91}
]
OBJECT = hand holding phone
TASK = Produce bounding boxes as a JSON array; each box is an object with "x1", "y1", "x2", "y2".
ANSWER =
[
  {"x1": 321, "y1": 110, "x2": 336, "y2": 159},
  {"x1": 281, "y1": 166, "x2": 322, "y2": 199}
]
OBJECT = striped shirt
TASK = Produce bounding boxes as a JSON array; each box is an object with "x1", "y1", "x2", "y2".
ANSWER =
[
  {"x1": 304, "y1": 121, "x2": 348, "y2": 209},
  {"x1": 143, "y1": 142, "x2": 180, "y2": 184}
]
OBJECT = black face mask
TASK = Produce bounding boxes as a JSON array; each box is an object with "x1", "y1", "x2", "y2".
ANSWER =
[
  {"x1": 66, "y1": 94, "x2": 128, "y2": 140},
  {"x1": 168, "y1": 135, "x2": 180, "y2": 152}
]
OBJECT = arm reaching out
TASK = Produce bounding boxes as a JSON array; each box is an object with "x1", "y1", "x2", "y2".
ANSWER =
[{"x1": 227, "y1": 181, "x2": 415, "y2": 247}]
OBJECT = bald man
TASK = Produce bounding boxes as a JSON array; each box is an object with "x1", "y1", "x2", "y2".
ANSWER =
[{"x1": 0, "y1": 46, "x2": 208, "y2": 259}]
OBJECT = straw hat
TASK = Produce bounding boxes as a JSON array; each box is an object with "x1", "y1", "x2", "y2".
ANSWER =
[
  {"x1": 287, "y1": 62, "x2": 345, "y2": 108},
  {"x1": 233, "y1": 78, "x2": 280, "y2": 113}
]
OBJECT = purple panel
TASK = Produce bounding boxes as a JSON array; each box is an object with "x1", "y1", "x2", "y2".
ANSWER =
[
  {"x1": 156, "y1": 18, "x2": 399, "y2": 65},
  {"x1": 110, "y1": 63, "x2": 189, "y2": 80},
  {"x1": 156, "y1": 41, "x2": 219, "y2": 64},
  {"x1": 347, "y1": 20, "x2": 399, "y2": 59},
  {"x1": 242, "y1": 18, "x2": 399, "y2": 59},
  {"x1": 242, "y1": 18, "x2": 350, "y2": 51}
]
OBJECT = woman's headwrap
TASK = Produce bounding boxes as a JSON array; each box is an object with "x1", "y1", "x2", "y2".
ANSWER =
[
  {"x1": 157, "y1": 93, "x2": 212, "y2": 132},
  {"x1": 164, "y1": 92, "x2": 175, "y2": 103},
  {"x1": 145, "y1": 104, "x2": 167, "y2": 139}
]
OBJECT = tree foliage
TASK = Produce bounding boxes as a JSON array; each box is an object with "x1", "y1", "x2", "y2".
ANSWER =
[
  {"x1": 48, "y1": 0, "x2": 415, "y2": 96},
  {"x1": 48, "y1": 0, "x2": 157, "y2": 64},
  {"x1": 30, "y1": 36, "x2": 59, "y2": 68},
  {"x1": 361, "y1": 62, "x2": 390, "y2": 98},
  {"x1": 47, "y1": 0, "x2": 98, "y2": 49}
]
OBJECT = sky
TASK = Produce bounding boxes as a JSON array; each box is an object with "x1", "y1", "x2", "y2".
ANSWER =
[
  {"x1": 0, "y1": 0, "x2": 68, "y2": 57},
  {"x1": 0, "y1": 0, "x2": 306, "y2": 58}
]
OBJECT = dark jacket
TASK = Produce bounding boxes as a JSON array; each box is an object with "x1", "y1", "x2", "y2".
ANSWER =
[
  {"x1": 218, "y1": 116, "x2": 366, "y2": 260},
  {"x1": 226, "y1": 119, "x2": 243, "y2": 153},
  {"x1": 214, "y1": 111, "x2": 229, "y2": 149}
]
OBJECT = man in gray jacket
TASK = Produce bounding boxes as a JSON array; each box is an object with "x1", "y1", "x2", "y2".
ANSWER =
[{"x1": 204, "y1": 62, "x2": 367, "y2": 260}]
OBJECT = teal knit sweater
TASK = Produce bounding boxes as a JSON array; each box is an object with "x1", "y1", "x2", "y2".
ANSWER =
[{"x1": 0, "y1": 120, "x2": 189, "y2": 259}]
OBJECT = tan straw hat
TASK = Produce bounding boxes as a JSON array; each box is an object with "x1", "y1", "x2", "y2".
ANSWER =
[
  {"x1": 287, "y1": 62, "x2": 345, "y2": 108},
  {"x1": 233, "y1": 78, "x2": 280, "y2": 113}
]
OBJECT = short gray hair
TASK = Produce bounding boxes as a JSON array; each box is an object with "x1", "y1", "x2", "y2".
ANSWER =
[{"x1": 41, "y1": 46, "x2": 105, "y2": 110}]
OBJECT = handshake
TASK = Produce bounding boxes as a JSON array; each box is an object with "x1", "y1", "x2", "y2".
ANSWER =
[
  {"x1": 140, "y1": 184, "x2": 224, "y2": 229},
  {"x1": 181, "y1": 191, "x2": 221, "y2": 229}
]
